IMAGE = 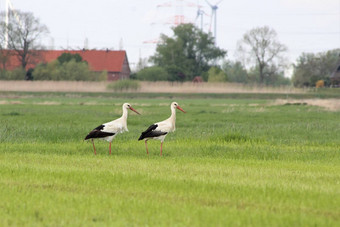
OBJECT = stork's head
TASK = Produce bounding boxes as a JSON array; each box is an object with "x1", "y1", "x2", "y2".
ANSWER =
[
  {"x1": 171, "y1": 102, "x2": 186, "y2": 113},
  {"x1": 123, "y1": 103, "x2": 140, "y2": 115}
]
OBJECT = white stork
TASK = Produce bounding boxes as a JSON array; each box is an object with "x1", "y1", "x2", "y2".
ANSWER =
[
  {"x1": 138, "y1": 102, "x2": 186, "y2": 156},
  {"x1": 85, "y1": 103, "x2": 140, "y2": 155}
]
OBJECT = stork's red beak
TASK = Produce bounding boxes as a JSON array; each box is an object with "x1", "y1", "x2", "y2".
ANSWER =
[
  {"x1": 129, "y1": 106, "x2": 141, "y2": 115},
  {"x1": 176, "y1": 105, "x2": 186, "y2": 113}
]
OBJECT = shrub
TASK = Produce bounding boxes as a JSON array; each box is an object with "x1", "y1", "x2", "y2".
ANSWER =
[
  {"x1": 107, "y1": 80, "x2": 140, "y2": 92},
  {"x1": 136, "y1": 66, "x2": 169, "y2": 81},
  {"x1": 208, "y1": 66, "x2": 227, "y2": 82},
  {"x1": 0, "y1": 69, "x2": 9, "y2": 80},
  {"x1": 89, "y1": 71, "x2": 107, "y2": 81},
  {"x1": 56, "y1": 59, "x2": 91, "y2": 81},
  {"x1": 33, "y1": 61, "x2": 59, "y2": 80},
  {"x1": 32, "y1": 60, "x2": 106, "y2": 81},
  {"x1": 0, "y1": 67, "x2": 25, "y2": 80}
]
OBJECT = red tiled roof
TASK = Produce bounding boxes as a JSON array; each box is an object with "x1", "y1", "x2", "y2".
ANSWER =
[{"x1": 1, "y1": 50, "x2": 129, "y2": 72}]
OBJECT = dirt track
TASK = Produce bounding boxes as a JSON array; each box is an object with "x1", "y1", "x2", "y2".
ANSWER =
[{"x1": 0, "y1": 80, "x2": 303, "y2": 94}]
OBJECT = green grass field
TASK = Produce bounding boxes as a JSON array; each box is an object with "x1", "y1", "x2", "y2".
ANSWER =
[{"x1": 0, "y1": 92, "x2": 339, "y2": 226}]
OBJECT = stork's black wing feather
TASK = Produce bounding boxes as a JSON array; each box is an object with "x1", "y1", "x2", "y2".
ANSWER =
[
  {"x1": 84, "y1": 124, "x2": 115, "y2": 140},
  {"x1": 138, "y1": 124, "x2": 167, "y2": 140}
]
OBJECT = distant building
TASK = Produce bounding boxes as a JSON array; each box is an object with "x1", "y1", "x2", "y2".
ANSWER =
[
  {"x1": 0, "y1": 49, "x2": 130, "y2": 81},
  {"x1": 330, "y1": 56, "x2": 340, "y2": 86}
]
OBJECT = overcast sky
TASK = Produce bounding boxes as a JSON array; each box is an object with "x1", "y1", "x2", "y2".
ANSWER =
[{"x1": 1, "y1": 0, "x2": 339, "y2": 71}]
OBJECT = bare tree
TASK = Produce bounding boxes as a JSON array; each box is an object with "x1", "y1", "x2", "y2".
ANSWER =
[
  {"x1": 236, "y1": 26, "x2": 287, "y2": 84},
  {"x1": 0, "y1": 10, "x2": 49, "y2": 69}
]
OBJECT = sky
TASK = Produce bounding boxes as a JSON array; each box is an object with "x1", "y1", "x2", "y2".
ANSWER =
[{"x1": 1, "y1": 0, "x2": 339, "y2": 72}]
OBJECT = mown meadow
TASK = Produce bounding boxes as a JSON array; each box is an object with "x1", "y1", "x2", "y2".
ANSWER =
[{"x1": 0, "y1": 91, "x2": 339, "y2": 226}]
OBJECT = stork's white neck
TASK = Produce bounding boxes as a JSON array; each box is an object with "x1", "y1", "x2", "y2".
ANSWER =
[
  {"x1": 122, "y1": 106, "x2": 128, "y2": 120},
  {"x1": 119, "y1": 106, "x2": 129, "y2": 132},
  {"x1": 169, "y1": 105, "x2": 176, "y2": 124}
]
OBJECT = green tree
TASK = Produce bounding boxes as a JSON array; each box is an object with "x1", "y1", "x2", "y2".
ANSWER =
[
  {"x1": 136, "y1": 66, "x2": 169, "y2": 81},
  {"x1": 248, "y1": 65, "x2": 290, "y2": 86},
  {"x1": 150, "y1": 24, "x2": 226, "y2": 81},
  {"x1": 57, "y1": 53, "x2": 84, "y2": 64},
  {"x1": 236, "y1": 26, "x2": 287, "y2": 84},
  {"x1": 292, "y1": 49, "x2": 340, "y2": 87},
  {"x1": 222, "y1": 60, "x2": 248, "y2": 83}
]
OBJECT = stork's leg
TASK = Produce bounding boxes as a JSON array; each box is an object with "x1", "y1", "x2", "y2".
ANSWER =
[
  {"x1": 145, "y1": 140, "x2": 149, "y2": 155},
  {"x1": 160, "y1": 142, "x2": 163, "y2": 156},
  {"x1": 109, "y1": 142, "x2": 112, "y2": 155},
  {"x1": 92, "y1": 139, "x2": 97, "y2": 155}
]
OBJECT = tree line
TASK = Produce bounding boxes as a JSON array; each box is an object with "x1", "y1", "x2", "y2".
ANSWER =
[
  {"x1": 0, "y1": 10, "x2": 339, "y2": 87},
  {"x1": 134, "y1": 24, "x2": 338, "y2": 87}
]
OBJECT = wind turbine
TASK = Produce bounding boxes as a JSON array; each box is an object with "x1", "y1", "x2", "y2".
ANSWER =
[
  {"x1": 205, "y1": 0, "x2": 223, "y2": 44},
  {"x1": 195, "y1": 7, "x2": 205, "y2": 30},
  {"x1": 3, "y1": 0, "x2": 22, "y2": 49}
]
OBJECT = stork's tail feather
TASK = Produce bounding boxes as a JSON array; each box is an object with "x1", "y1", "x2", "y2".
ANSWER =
[
  {"x1": 85, "y1": 130, "x2": 115, "y2": 140},
  {"x1": 138, "y1": 124, "x2": 158, "y2": 141},
  {"x1": 84, "y1": 134, "x2": 92, "y2": 140}
]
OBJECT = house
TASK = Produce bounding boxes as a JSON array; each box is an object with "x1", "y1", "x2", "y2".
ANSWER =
[
  {"x1": 0, "y1": 49, "x2": 131, "y2": 81},
  {"x1": 330, "y1": 56, "x2": 340, "y2": 86}
]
